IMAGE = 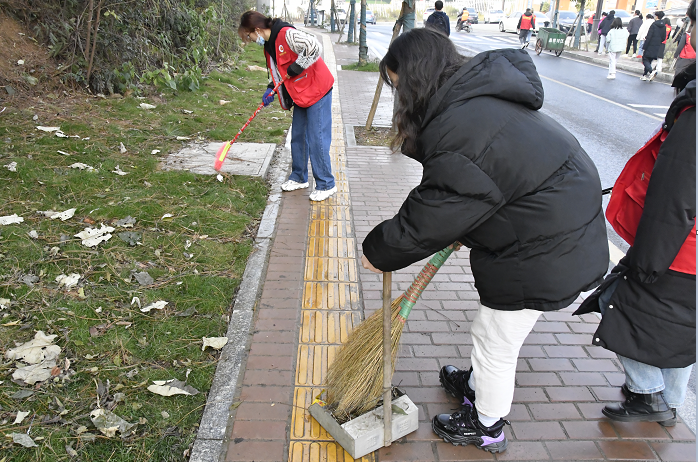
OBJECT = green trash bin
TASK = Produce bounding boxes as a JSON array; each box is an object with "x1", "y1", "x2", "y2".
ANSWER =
[{"x1": 535, "y1": 27, "x2": 566, "y2": 57}]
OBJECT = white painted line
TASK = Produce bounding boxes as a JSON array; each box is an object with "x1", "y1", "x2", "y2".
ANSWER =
[
  {"x1": 608, "y1": 240, "x2": 625, "y2": 265},
  {"x1": 654, "y1": 112, "x2": 666, "y2": 117},
  {"x1": 539, "y1": 75, "x2": 664, "y2": 121},
  {"x1": 628, "y1": 104, "x2": 671, "y2": 109}
]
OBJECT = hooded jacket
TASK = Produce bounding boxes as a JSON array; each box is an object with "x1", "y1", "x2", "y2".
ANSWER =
[
  {"x1": 637, "y1": 18, "x2": 654, "y2": 42},
  {"x1": 425, "y1": 10, "x2": 451, "y2": 36},
  {"x1": 575, "y1": 65, "x2": 696, "y2": 368},
  {"x1": 362, "y1": 49, "x2": 609, "y2": 312},
  {"x1": 643, "y1": 18, "x2": 671, "y2": 59},
  {"x1": 627, "y1": 15, "x2": 643, "y2": 35},
  {"x1": 599, "y1": 11, "x2": 615, "y2": 35}
]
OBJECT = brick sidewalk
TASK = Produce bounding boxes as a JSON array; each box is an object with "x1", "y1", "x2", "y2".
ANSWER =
[{"x1": 221, "y1": 29, "x2": 695, "y2": 462}]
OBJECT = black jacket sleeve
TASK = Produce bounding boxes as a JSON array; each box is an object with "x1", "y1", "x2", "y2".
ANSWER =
[
  {"x1": 628, "y1": 108, "x2": 696, "y2": 282},
  {"x1": 362, "y1": 151, "x2": 505, "y2": 272}
]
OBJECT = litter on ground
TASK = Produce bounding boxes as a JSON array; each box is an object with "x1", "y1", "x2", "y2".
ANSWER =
[
  {"x1": 0, "y1": 214, "x2": 24, "y2": 225},
  {"x1": 202, "y1": 337, "x2": 228, "y2": 351},
  {"x1": 140, "y1": 300, "x2": 168, "y2": 313},
  {"x1": 69, "y1": 163, "x2": 96, "y2": 172},
  {"x1": 4, "y1": 161, "x2": 17, "y2": 171},
  {"x1": 147, "y1": 378, "x2": 200, "y2": 396},
  {"x1": 90, "y1": 409, "x2": 136, "y2": 438},
  {"x1": 56, "y1": 273, "x2": 81, "y2": 289},
  {"x1": 75, "y1": 224, "x2": 115, "y2": 247},
  {"x1": 39, "y1": 208, "x2": 76, "y2": 221}
]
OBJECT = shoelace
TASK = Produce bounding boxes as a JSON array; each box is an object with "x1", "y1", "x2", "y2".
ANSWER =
[{"x1": 450, "y1": 370, "x2": 471, "y2": 393}]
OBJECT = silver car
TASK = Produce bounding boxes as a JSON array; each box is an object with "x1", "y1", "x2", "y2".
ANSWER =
[{"x1": 484, "y1": 9, "x2": 505, "y2": 24}]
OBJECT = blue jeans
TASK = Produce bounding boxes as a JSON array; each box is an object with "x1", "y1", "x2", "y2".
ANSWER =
[
  {"x1": 599, "y1": 279, "x2": 694, "y2": 408},
  {"x1": 289, "y1": 89, "x2": 335, "y2": 191}
]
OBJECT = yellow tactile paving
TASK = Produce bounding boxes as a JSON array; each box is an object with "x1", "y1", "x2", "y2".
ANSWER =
[{"x1": 289, "y1": 34, "x2": 376, "y2": 462}]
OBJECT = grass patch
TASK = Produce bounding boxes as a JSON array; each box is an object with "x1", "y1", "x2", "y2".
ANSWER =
[
  {"x1": 0, "y1": 45, "x2": 287, "y2": 461},
  {"x1": 342, "y1": 61, "x2": 381, "y2": 72}
]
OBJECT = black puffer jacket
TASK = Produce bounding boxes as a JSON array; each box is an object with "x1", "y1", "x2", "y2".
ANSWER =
[
  {"x1": 599, "y1": 11, "x2": 615, "y2": 35},
  {"x1": 575, "y1": 68, "x2": 696, "y2": 369},
  {"x1": 642, "y1": 18, "x2": 670, "y2": 59},
  {"x1": 362, "y1": 49, "x2": 609, "y2": 312}
]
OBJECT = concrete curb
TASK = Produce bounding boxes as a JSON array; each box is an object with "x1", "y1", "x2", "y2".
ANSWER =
[
  {"x1": 562, "y1": 50, "x2": 674, "y2": 83},
  {"x1": 189, "y1": 129, "x2": 293, "y2": 462}
]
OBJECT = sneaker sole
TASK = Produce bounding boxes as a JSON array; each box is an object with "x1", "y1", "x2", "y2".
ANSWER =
[
  {"x1": 438, "y1": 368, "x2": 475, "y2": 406},
  {"x1": 432, "y1": 419, "x2": 508, "y2": 453},
  {"x1": 602, "y1": 407, "x2": 674, "y2": 422},
  {"x1": 281, "y1": 183, "x2": 309, "y2": 192}
]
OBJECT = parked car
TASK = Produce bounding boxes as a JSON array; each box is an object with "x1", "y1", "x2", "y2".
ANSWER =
[
  {"x1": 554, "y1": 10, "x2": 579, "y2": 33},
  {"x1": 365, "y1": 9, "x2": 376, "y2": 24},
  {"x1": 499, "y1": 11, "x2": 550, "y2": 33},
  {"x1": 484, "y1": 9, "x2": 505, "y2": 24},
  {"x1": 423, "y1": 7, "x2": 435, "y2": 22},
  {"x1": 467, "y1": 7, "x2": 479, "y2": 24},
  {"x1": 337, "y1": 8, "x2": 347, "y2": 24},
  {"x1": 612, "y1": 9, "x2": 632, "y2": 27}
]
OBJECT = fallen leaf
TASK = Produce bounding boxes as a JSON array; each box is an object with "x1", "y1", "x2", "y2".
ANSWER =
[
  {"x1": 391, "y1": 404, "x2": 408, "y2": 415},
  {"x1": 14, "y1": 410, "x2": 30, "y2": 424},
  {"x1": 119, "y1": 142, "x2": 127, "y2": 154},
  {"x1": 219, "y1": 100, "x2": 231, "y2": 105},
  {"x1": 141, "y1": 300, "x2": 168, "y2": 313},
  {"x1": 175, "y1": 307, "x2": 197, "y2": 317},
  {"x1": 12, "y1": 433, "x2": 37, "y2": 448},
  {"x1": 147, "y1": 378, "x2": 200, "y2": 396},
  {"x1": 0, "y1": 298, "x2": 10, "y2": 309},
  {"x1": 0, "y1": 214, "x2": 23, "y2": 225},
  {"x1": 28, "y1": 230, "x2": 38, "y2": 239},
  {"x1": 10, "y1": 390, "x2": 34, "y2": 399},
  {"x1": 75, "y1": 224, "x2": 114, "y2": 247},
  {"x1": 112, "y1": 165, "x2": 128, "y2": 176},
  {"x1": 65, "y1": 444, "x2": 78, "y2": 457},
  {"x1": 131, "y1": 297, "x2": 141, "y2": 308},
  {"x1": 161, "y1": 213, "x2": 174, "y2": 219},
  {"x1": 12, "y1": 359, "x2": 57, "y2": 384},
  {"x1": 89, "y1": 323, "x2": 113, "y2": 337},
  {"x1": 115, "y1": 216, "x2": 136, "y2": 228},
  {"x1": 69, "y1": 163, "x2": 96, "y2": 172},
  {"x1": 133, "y1": 271, "x2": 153, "y2": 285},
  {"x1": 202, "y1": 337, "x2": 228, "y2": 351},
  {"x1": 216, "y1": 174, "x2": 223, "y2": 182},
  {"x1": 90, "y1": 408, "x2": 136, "y2": 438},
  {"x1": 161, "y1": 411, "x2": 170, "y2": 419},
  {"x1": 151, "y1": 149, "x2": 161, "y2": 155},
  {"x1": 182, "y1": 109, "x2": 193, "y2": 114},
  {"x1": 246, "y1": 65, "x2": 267, "y2": 72},
  {"x1": 6, "y1": 331, "x2": 61, "y2": 364},
  {"x1": 118, "y1": 231, "x2": 141, "y2": 247},
  {"x1": 55, "y1": 273, "x2": 81, "y2": 289},
  {"x1": 36, "y1": 126, "x2": 60, "y2": 132},
  {"x1": 175, "y1": 136, "x2": 190, "y2": 141},
  {"x1": 4, "y1": 161, "x2": 17, "y2": 172},
  {"x1": 139, "y1": 103, "x2": 156, "y2": 110},
  {"x1": 38, "y1": 208, "x2": 76, "y2": 221}
]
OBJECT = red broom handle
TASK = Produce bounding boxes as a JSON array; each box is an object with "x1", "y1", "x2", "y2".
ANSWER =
[{"x1": 227, "y1": 78, "x2": 285, "y2": 145}]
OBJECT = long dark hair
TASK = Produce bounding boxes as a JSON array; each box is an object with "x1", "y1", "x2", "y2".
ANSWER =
[
  {"x1": 238, "y1": 11, "x2": 273, "y2": 42},
  {"x1": 611, "y1": 17, "x2": 622, "y2": 29},
  {"x1": 379, "y1": 28, "x2": 466, "y2": 155}
]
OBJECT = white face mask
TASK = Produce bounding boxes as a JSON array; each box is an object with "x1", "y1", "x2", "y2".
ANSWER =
[{"x1": 256, "y1": 35, "x2": 265, "y2": 46}]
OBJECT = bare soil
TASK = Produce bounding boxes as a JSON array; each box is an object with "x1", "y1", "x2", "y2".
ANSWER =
[{"x1": 353, "y1": 126, "x2": 394, "y2": 147}]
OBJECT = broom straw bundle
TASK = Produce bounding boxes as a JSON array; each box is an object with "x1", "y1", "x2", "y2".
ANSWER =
[{"x1": 325, "y1": 245, "x2": 455, "y2": 418}]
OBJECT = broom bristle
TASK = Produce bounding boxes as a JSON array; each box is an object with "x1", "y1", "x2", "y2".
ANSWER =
[{"x1": 324, "y1": 295, "x2": 406, "y2": 419}]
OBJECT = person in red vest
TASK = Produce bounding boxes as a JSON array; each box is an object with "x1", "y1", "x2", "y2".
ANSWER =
[
  {"x1": 238, "y1": 11, "x2": 337, "y2": 202},
  {"x1": 517, "y1": 8, "x2": 535, "y2": 48},
  {"x1": 586, "y1": 12, "x2": 595, "y2": 35},
  {"x1": 575, "y1": 0, "x2": 695, "y2": 427}
]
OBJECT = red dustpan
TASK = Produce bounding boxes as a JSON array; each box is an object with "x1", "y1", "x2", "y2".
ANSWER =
[{"x1": 214, "y1": 79, "x2": 285, "y2": 171}]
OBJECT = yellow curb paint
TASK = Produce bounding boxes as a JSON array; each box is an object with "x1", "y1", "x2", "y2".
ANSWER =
[{"x1": 289, "y1": 34, "x2": 376, "y2": 462}]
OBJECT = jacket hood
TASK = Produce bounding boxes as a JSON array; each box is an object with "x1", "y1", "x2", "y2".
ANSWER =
[
  {"x1": 265, "y1": 19, "x2": 295, "y2": 59},
  {"x1": 523, "y1": 11, "x2": 533, "y2": 16},
  {"x1": 666, "y1": 72, "x2": 696, "y2": 131},
  {"x1": 422, "y1": 49, "x2": 544, "y2": 129}
]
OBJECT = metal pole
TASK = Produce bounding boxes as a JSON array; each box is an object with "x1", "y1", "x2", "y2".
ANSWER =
[{"x1": 382, "y1": 271, "x2": 392, "y2": 447}]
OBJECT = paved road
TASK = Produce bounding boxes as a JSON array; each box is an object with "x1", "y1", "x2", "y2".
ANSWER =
[{"x1": 363, "y1": 21, "x2": 695, "y2": 434}]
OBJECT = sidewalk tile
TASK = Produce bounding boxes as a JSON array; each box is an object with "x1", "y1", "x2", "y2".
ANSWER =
[
  {"x1": 528, "y1": 359, "x2": 575, "y2": 371},
  {"x1": 543, "y1": 346, "x2": 587, "y2": 358},
  {"x1": 234, "y1": 402, "x2": 289, "y2": 421},
  {"x1": 650, "y1": 442, "x2": 697, "y2": 461},
  {"x1": 612, "y1": 421, "x2": 672, "y2": 439},
  {"x1": 598, "y1": 440, "x2": 658, "y2": 460},
  {"x1": 545, "y1": 387, "x2": 595, "y2": 402},
  {"x1": 436, "y1": 443, "x2": 495, "y2": 460},
  {"x1": 243, "y1": 369, "x2": 293, "y2": 386},
  {"x1": 591, "y1": 386, "x2": 625, "y2": 401},
  {"x1": 665, "y1": 423, "x2": 697, "y2": 441},
  {"x1": 239, "y1": 386, "x2": 293, "y2": 403},
  {"x1": 230, "y1": 420, "x2": 288, "y2": 440},
  {"x1": 576, "y1": 403, "x2": 606, "y2": 419},
  {"x1": 225, "y1": 440, "x2": 286, "y2": 461},
  {"x1": 518, "y1": 346, "x2": 547, "y2": 358},
  {"x1": 555, "y1": 333, "x2": 594, "y2": 345},
  {"x1": 529, "y1": 403, "x2": 582, "y2": 420},
  {"x1": 559, "y1": 372, "x2": 609, "y2": 386},
  {"x1": 545, "y1": 441, "x2": 604, "y2": 460},
  {"x1": 513, "y1": 387, "x2": 549, "y2": 402},
  {"x1": 413, "y1": 345, "x2": 459, "y2": 357},
  {"x1": 506, "y1": 404, "x2": 532, "y2": 421},
  {"x1": 517, "y1": 373, "x2": 562, "y2": 387},
  {"x1": 511, "y1": 421, "x2": 566, "y2": 440},
  {"x1": 377, "y1": 442, "x2": 437, "y2": 461},
  {"x1": 496, "y1": 441, "x2": 550, "y2": 460},
  {"x1": 561, "y1": 420, "x2": 618, "y2": 439},
  {"x1": 405, "y1": 421, "x2": 442, "y2": 441},
  {"x1": 571, "y1": 359, "x2": 620, "y2": 372}
]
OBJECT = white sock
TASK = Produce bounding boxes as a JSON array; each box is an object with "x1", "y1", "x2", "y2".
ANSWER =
[
  {"x1": 478, "y1": 411, "x2": 499, "y2": 428},
  {"x1": 468, "y1": 370, "x2": 475, "y2": 391}
]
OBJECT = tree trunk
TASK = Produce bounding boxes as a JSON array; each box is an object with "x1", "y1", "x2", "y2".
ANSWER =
[{"x1": 359, "y1": 0, "x2": 367, "y2": 63}]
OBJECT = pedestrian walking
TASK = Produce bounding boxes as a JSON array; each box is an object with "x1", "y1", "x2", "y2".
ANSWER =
[
  {"x1": 587, "y1": 12, "x2": 595, "y2": 35},
  {"x1": 575, "y1": 0, "x2": 695, "y2": 427},
  {"x1": 607, "y1": 18, "x2": 629, "y2": 79},
  {"x1": 517, "y1": 8, "x2": 535, "y2": 48},
  {"x1": 238, "y1": 11, "x2": 337, "y2": 201},
  {"x1": 642, "y1": 11, "x2": 672, "y2": 81},
  {"x1": 637, "y1": 14, "x2": 655, "y2": 58},
  {"x1": 362, "y1": 28, "x2": 609, "y2": 454},
  {"x1": 425, "y1": 0, "x2": 451, "y2": 36},
  {"x1": 626, "y1": 10, "x2": 643, "y2": 56},
  {"x1": 597, "y1": 10, "x2": 616, "y2": 55}
]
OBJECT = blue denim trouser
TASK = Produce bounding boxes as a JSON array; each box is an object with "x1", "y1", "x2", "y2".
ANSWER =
[
  {"x1": 289, "y1": 89, "x2": 335, "y2": 191},
  {"x1": 599, "y1": 279, "x2": 694, "y2": 408}
]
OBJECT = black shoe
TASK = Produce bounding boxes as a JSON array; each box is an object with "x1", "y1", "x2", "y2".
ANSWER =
[
  {"x1": 620, "y1": 384, "x2": 677, "y2": 426},
  {"x1": 603, "y1": 389, "x2": 674, "y2": 422},
  {"x1": 432, "y1": 405, "x2": 510, "y2": 453},
  {"x1": 440, "y1": 365, "x2": 476, "y2": 406}
]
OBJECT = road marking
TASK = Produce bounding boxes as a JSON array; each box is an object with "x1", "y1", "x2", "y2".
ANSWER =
[
  {"x1": 539, "y1": 75, "x2": 664, "y2": 121},
  {"x1": 628, "y1": 104, "x2": 671, "y2": 109},
  {"x1": 608, "y1": 240, "x2": 625, "y2": 265}
]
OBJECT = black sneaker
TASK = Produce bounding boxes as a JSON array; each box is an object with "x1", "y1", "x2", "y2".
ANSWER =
[
  {"x1": 621, "y1": 384, "x2": 677, "y2": 426},
  {"x1": 440, "y1": 365, "x2": 476, "y2": 406},
  {"x1": 432, "y1": 405, "x2": 510, "y2": 453}
]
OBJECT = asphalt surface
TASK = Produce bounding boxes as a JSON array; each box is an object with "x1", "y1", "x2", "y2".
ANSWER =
[{"x1": 363, "y1": 21, "x2": 695, "y2": 434}]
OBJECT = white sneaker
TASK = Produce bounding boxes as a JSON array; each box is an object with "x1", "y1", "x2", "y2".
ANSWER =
[
  {"x1": 607, "y1": 74, "x2": 616, "y2": 79},
  {"x1": 309, "y1": 186, "x2": 337, "y2": 202},
  {"x1": 281, "y1": 180, "x2": 309, "y2": 191},
  {"x1": 648, "y1": 70, "x2": 657, "y2": 81},
  {"x1": 641, "y1": 75, "x2": 648, "y2": 81},
  {"x1": 632, "y1": 54, "x2": 637, "y2": 58}
]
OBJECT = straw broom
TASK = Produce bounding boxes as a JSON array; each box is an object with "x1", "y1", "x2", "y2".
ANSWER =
[{"x1": 325, "y1": 245, "x2": 455, "y2": 419}]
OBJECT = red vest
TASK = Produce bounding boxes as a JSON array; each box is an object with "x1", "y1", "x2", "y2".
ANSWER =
[
  {"x1": 265, "y1": 27, "x2": 334, "y2": 109},
  {"x1": 680, "y1": 34, "x2": 696, "y2": 59},
  {"x1": 520, "y1": 14, "x2": 533, "y2": 30},
  {"x1": 606, "y1": 106, "x2": 696, "y2": 275}
]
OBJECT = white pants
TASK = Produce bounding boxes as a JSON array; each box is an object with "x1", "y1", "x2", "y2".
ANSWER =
[
  {"x1": 608, "y1": 51, "x2": 620, "y2": 75},
  {"x1": 598, "y1": 34, "x2": 606, "y2": 53},
  {"x1": 469, "y1": 305, "x2": 541, "y2": 418}
]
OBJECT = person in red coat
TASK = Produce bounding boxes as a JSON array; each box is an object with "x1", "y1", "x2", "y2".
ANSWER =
[{"x1": 238, "y1": 11, "x2": 337, "y2": 202}]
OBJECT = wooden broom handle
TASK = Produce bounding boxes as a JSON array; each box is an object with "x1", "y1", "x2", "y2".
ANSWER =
[
  {"x1": 397, "y1": 245, "x2": 456, "y2": 320},
  {"x1": 382, "y1": 271, "x2": 392, "y2": 447}
]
